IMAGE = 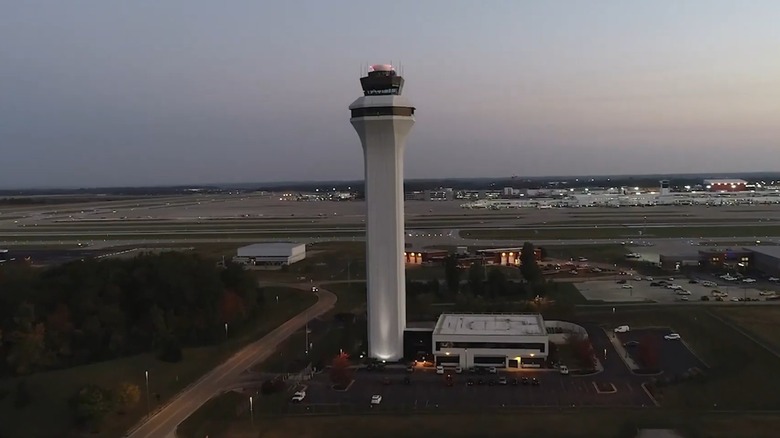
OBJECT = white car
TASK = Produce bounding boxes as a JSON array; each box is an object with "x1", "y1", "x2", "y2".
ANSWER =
[
  {"x1": 769, "y1": 277, "x2": 780, "y2": 282},
  {"x1": 614, "y1": 325, "x2": 630, "y2": 333},
  {"x1": 702, "y1": 281, "x2": 717, "y2": 287},
  {"x1": 488, "y1": 367, "x2": 498, "y2": 374},
  {"x1": 291, "y1": 391, "x2": 306, "y2": 403},
  {"x1": 622, "y1": 284, "x2": 633, "y2": 289},
  {"x1": 311, "y1": 286, "x2": 319, "y2": 292},
  {"x1": 743, "y1": 278, "x2": 757, "y2": 283},
  {"x1": 371, "y1": 395, "x2": 382, "y2": 405},
  {"x1": 436, "y1": 365, "x2": 444, "y2": 375},
  {"x1": 664, "y1": 333, "x2": 681, "y2": 340},
  {"x1": 559, "y1": 365, "x2": 569, "y2": 375},
  {"x1": 455, "y1": 367, "x2": 463, "y2": 374},
  {"x1": 730, "y1": 297, "x2": 740, "y2": 302},
  {"x1": 676, "y1": 290, "x2": 691, "y2": 295},
  {"x1": 645, "y1": 276, "x2": 654, "y2": 281},
  {"x1": 759, "y1": 290, "x2": 776, "y2": 296},
  {"x1": 677, "y1": 296, "x2": 689, "y2": 301}
]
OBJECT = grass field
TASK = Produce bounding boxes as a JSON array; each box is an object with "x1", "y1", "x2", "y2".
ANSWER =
[
  {"x1": 177, "y1": 408, "x2": 780, "y2": 438},
  {"x1": 461, "y1": 225, "x2": 780, "y2": 240},
  {"x1": 0, "y1": 287, "x2": 316, "y2": 438},
  {"x1": 710, "y1": 307, "x2": 780, "y2": 353},
  {"x1": 579, "y1": 306, "x2": 780, "y2": 410}
]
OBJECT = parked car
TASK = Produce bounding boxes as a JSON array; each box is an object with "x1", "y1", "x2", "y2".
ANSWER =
[
  {"x1": 688, "y1": 279, "x2": 698, "y2": 284},
  {"x1": 436, "y1": 365, "x2": 444, "y2": 374},
  {"x1": 291, "y1": 391, "x2": 306, "y2": 403},
  {"x1": 498, "y1": 376, "x2": 508, "y2": 385},
  {"x1": 700, "y1": 295, "x2": 710, "y2": 301},
  {"x1": 455, "y1": 367, "x2": 463, "y2": 374},
  {"x1": 622, "y1": 284, "x2": 633, "y2": 289},
  {"x1": 614, "y1": 325, "x2": 630, "y2": 333},
  {"x1": 645, "y1": 276, "x2": 654, "y2": 281},
  {"x1": 743, "y1": 278, "x2": 757, "y2": 283},
  {"x1": 623, "y1": 340, "x2": 639, "y2": 347},
  {"x1": 488, "y1": 367, "x2": 498, "y2": 374},
  {"x1": 617, "y1": 279, "x2": 627, "y2": 284},
  {"x1": 371, "y1": 395, "x2": 382, "y2": 405},
  {"x1": 650, "y1": 282, "x2": 661, "y2": 287},
  {"x1": 664, "y1": 333, "x2": 681, "y2": 340},
  {"x1": 768, "y1": 277, "x2": 780, "y2": 282},
  {"x1": 559, "y1": 365, "x2": 569, "y2": 375}
]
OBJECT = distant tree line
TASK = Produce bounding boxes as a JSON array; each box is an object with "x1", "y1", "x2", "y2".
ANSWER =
[{"x1": 0, "y1": 253, "x2": 261, "y2": 376}]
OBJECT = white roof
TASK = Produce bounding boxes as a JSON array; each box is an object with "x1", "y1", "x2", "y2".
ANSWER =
[
  {"x1": 237, "y1": 242, "x2": 302, "y2": 256},
  {"x1": 704, "y1": 179, "x2": 747, "y2": 184},
  {"x1": 433, "y1": 314, "x2": 545, "y2": 337}
]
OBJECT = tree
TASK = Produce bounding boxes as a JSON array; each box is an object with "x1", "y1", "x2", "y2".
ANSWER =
[
  {"x1": 329, "y1": 352, "x2": 353, "y2": 387},
  {"x1": 115, "y1": 382, "x2": 141, "y2": 413},
  {"x1": 565, "y1": 333, "x2": 595, "y2": 369},
  {"x1": 520, "y1": 242, "x2": 542, "y2": 283},
  {"x1": 72, "y1": 384, "x2": 114, "y2": 430},
  {"x1": 444, "y1": 255, "x2": 461, "y2": 295},
  {"x1": 486, "y1": 268, "x2": 508, "y2": 297},
  {"x1": 7, "y1": 302, "x2": 47, "y2": 374},
  {"x1": 467, "y1": 263, "x2": 485, "y2": 296},
  {"x1": 638, "y1": 335, "x2": 661, "y2": 369}
]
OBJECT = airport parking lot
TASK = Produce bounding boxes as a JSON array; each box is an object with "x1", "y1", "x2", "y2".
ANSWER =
[
  {"x1": 284, "y1": 366, "x2": 653, "y2": 414},
  {"x1": 618, "y1": 328, "x2": 708, "y2": 376},
  {"x1": 577, "y1": 278, "x2": 771, "y2": 303}
]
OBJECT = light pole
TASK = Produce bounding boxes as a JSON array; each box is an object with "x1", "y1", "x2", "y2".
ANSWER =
[
  {"x1": 249, "y1": 396, "x2": 254, "y2": 428},
  {"x1": 144, "y1": 370, "x2": 150, "y2": 413}
]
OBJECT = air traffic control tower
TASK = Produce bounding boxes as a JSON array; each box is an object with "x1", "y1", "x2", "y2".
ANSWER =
[{"x1": 349, "y1": 64, "x2": 415, "y2": 361}]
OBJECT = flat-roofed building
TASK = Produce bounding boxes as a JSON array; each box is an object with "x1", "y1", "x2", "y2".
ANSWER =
[
  {"x1": 234, "y1": 242, "x2": 306, "y2": 267},
  {"x1": 704, "y1": 179, "x2": 748, "y2": 192},
  {"x1": 432, "y1": 313, "x2": 549, "y2": 369}
]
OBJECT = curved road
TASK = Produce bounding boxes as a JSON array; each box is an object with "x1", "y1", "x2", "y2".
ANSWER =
[{"x1": 125, "y1": 285, "x2": 336, "y2": 438}]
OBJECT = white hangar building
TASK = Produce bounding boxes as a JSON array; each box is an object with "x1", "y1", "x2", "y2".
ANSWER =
[
  {"x1": 432, "y1": 313, "x2": 549, "y2": 369},
  {"x1": 234, "y1": 242, "x2": 306, "y2": 267}
]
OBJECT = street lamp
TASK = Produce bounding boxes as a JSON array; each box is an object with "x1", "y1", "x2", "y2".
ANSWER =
[
  {"x1": 144, "y1": 370, "x2": 150, "y2": 413},
  {"x1": 224, "y1": 323, "x2": 229, "y2": 340},
  {"x1": 249, "y1": 396, "x2": 254, "y2": 428}
]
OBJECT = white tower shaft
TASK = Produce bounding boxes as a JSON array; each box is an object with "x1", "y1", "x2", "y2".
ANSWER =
[{"x1": 352, "y1": 114, "x2": 413, "y2": 360}]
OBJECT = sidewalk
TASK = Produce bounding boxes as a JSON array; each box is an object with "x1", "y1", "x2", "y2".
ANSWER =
[{"x1": 606, "y1": 330, "x2": 641, "y2": 370}]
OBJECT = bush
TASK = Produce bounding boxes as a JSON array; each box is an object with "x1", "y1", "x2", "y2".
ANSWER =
[
  {"x1": 260, "y1": 377, "x2": 287, "y2": 395},
  {"x1": 13, "y1": 380, "x2": 31, "y2": 409},
  {"x1": 157, "y1": 336, "x2": 183, "y2": 363}
]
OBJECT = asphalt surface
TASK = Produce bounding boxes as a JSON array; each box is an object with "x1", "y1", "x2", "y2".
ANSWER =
[
  {"x1": 618, "y1": 329, "x2": 707, "y2": 376},
  {"x1": 124, "y1": 286, "x2": 336, "y2": 438},
  {"x1": 287, "y1": 322, "x2": 655, "y2": 414}
]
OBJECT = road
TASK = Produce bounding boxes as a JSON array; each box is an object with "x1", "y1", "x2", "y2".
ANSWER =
[
  {"x1": 2, "y1": 234, "x2": 777, "y2": 250},
  {"x1": 124, "y1": 285, "x2": 337, "y2": 438}
]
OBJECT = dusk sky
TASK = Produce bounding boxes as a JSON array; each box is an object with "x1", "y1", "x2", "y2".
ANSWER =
[{"x1": 2, "y1": 0, "x2": 780, "y2": 188}]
